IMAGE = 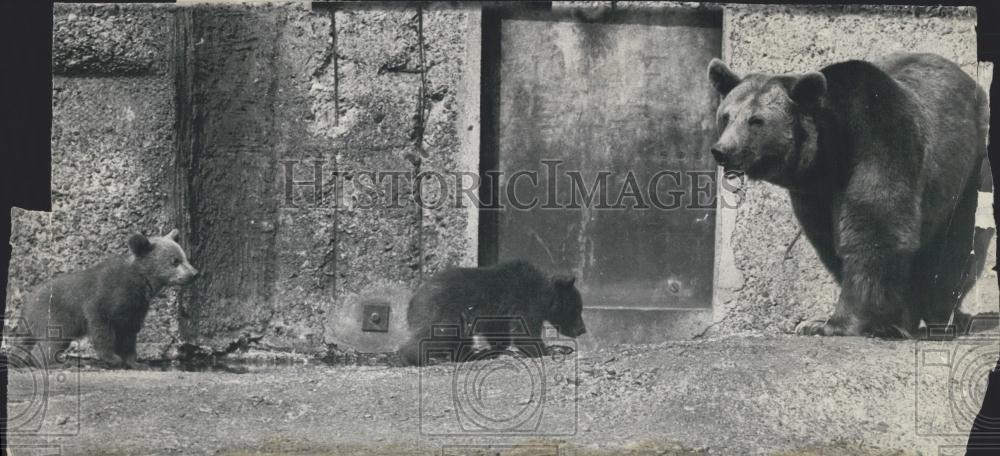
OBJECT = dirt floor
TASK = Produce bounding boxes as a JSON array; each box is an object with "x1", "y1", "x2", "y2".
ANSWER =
[{"x1": 6, "y1": 334, "x2": 998, "y2": 455}]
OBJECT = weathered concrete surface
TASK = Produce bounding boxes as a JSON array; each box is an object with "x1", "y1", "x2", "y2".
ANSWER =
[
  {"x1": 711, "y1": 4, "x2": 994, "y2": 335},
  {"x1": 7, "y1": 336, "x2": 996, "y2": 455},
  {"x1": 52, "y1": 4, "x2": 172, "y2": 76},
  {"x1": 318, "y1": 7, "x2": 424, "y2": 353},
  {"x1": 419, "y1": 4, "x2": 481, "y2": 276},
  {"x1": 269, "y1": 7, "x2": 338, "y2": 353},
  {"x1": 7, "y1": 3, "x2": 180, "y2": 360},
  {"x1": 177, "y1": 3, "x2": 340, "y2": 353},
  {"x1": 178, "y1": 5, "x2": 286, "y2": 349}
]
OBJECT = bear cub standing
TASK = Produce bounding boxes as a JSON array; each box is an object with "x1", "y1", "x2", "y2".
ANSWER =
[
  {"x1": 399, "y1": 261, "x2": 586, "y2": 366},
  {"x1": 16, "y1": 229, "x2": 198, "y2": 369}
]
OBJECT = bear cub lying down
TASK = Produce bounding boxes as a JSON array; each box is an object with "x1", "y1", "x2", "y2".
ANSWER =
[
  {"x1": 14, "y1": 229, "x2": 198, "y2": 369},
  {"x1": 399, "y1": 261, "x2": 587, "y2": 366}
]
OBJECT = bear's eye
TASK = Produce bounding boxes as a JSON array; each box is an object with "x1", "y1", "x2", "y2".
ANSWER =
[
  {"x1": 748, "y1": 116, "x2": 764, "y2": 127},
  {"x1": 173, "y1": 258, "x2": 182, "y2": 266},
  {"x1": 719, "y1": 113, "x2": 730, "y2": 127}
]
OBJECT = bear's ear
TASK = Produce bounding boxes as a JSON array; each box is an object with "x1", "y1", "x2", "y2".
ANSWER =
[
  {"x1": 166, "y1": 229, "x2": 180, "y2": 242},
  {"x1": 553, "y1": 276, "x2": 576, "y2": 288},
  {"x1": 708, "y1": 58, "x2": 741, "y2": 96},
  {"x1": 790, "y1": 72, "x2": 827, "y2": 106},
  {"x1": 128, "y1": 234, "x2": 154, "y2": 258}
]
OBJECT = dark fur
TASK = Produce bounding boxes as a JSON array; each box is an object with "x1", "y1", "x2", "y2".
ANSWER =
[
  {"x1": 16, "y1": 230, "x2": 198, "y2": 369},
  {"x1": 708, "y1": 53, "x2": 989, "y2": 337},
  {"x1": 399, "y1": 261, "x2": 586, "y2": 366}
]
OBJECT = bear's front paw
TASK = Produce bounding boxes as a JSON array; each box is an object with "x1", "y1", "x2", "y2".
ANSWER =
[{"x1": 795, "y1": 318, "x2": 845, "y2": 336}]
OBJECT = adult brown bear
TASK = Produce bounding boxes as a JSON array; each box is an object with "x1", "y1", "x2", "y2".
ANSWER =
[{"x1": 707, "y1": 53, "x2": 989, "y2": 338}]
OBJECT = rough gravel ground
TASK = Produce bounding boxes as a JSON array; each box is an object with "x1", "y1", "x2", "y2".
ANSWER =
[{"x1": 7, "y1": 334, "x2": 998, "y2": 455}]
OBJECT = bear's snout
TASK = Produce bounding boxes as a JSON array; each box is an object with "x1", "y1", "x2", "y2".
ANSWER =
[
  {"x1": 173, "y1": 264, "x2": 199, "y2": 285},
  {"x1": 710, "y1": 146, "x2": 728, "y2": 165},
  {"x1": 562, "y1": 320, "x2": 587, "y2": 338},
  {"x1": 710, "y1": 142, "x2": 748, "y2": 173}
]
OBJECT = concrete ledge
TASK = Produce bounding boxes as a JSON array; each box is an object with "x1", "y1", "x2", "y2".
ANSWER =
[
  {"x1": 7, "y1": 335, "x2": 994, "y2": 454},
  {"x1": 726, "y1": 4, "x2": 977, "y2": 17}
]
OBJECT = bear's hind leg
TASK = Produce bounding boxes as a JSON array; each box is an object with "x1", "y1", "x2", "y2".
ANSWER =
[
  {"x1": 914, "y1": 246, "x2": 971, "y2": 338},
  {"x1": 918, "y1": 167, "x2": 981, "y2": 336},
  {"x1": 116, "y1": 331, "x2": 147, "y2": 370},
  {"x1": 397, "y1": 333, "x2": 460, "y2": 367},
  {"x1": 88, "y1": 319, "x2": 123, "y2": 368}
]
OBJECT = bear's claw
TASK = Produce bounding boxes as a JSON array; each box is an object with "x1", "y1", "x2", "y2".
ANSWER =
[{"x1": 794, "y1": 319, "x2": 843, "y2": 336}]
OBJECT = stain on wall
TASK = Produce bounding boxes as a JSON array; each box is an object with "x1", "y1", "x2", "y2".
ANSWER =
[{"x1": 178, "y1": 5, "x2": 285, "y2": 349}]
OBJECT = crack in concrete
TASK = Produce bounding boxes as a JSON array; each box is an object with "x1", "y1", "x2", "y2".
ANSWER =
[
  {"x1": 318, "y1": 10, "x2": 338, "y2": 346},
  {"x1": 378, "y1": 62, "x2": 422, "y2": 74},
  {"x1": 415, "y1": 7, "x2": 427, "y2": 284},
  {"x1": 331, "y1": 11, "x2": 339, "y2": 131}
]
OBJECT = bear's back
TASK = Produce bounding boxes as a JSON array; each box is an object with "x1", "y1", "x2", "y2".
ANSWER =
[
  {"x1": 873, "y1": 53, "x2": 985, "y2": 144},
  {"x1": 874, "y1": 53, "x2": 988, "y2": 236},
  {"x1": 874, "y1": 53, "x2": 979, "y2": 99},
  {"x1": 874, "y1": 53, "x2": 984, "y2": 129},
  {"x1": 406, "y1": 261, "x2": 550, "y2": 329},
  {"x1": 18, "y1": 256, "x2": 136, "y2": 339}
]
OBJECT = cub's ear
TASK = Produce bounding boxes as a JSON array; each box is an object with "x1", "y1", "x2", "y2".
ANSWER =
[
  {"x1": 166, "y1": 228, "x2": 180, "y2": 242},
  {"x1": 553, "y1": 276, "x2": 576, "y2": 288},
  {"x1": 790, "y1": 71, "x2": 827, "y2": 106},
  {"x1": 128, "y1": 234, "x2": 154, "y2": 257},
  {"x1": 708, "y1": 58, "x2": 741, "y2": 96}
]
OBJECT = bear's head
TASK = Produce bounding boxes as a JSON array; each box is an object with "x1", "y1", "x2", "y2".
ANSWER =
[
  {"x1": 128, "y1": 229, "x2": 199, "y2": 289},
  {"x1": 707, "y1": 59, "x2": 827, "y2": 184},
  {"x1": 546, "y1": 276, "x2": 587, "y2": 338}
]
